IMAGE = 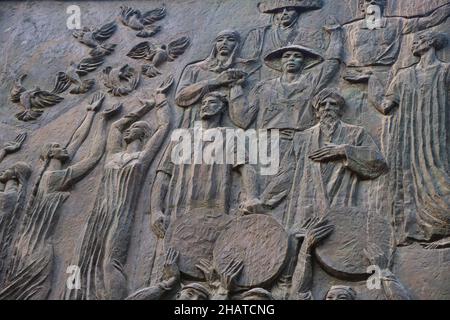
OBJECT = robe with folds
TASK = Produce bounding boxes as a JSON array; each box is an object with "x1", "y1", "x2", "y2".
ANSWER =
[
  {"x1": 282, "y1": 121, "x2": 387, "y2": 230},
  {"x1": 374, "y1": 62, "x2": 450, "y2": 244}
]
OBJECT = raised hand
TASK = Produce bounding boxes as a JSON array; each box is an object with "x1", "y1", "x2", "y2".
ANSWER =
[
  {"x1": 303, "y1": 218, "x2": 334, "y2": 253},
  {"x1": 3, "y1": 133, "x2": 27, "y2": 154},
  {"x1": 219, "y1": 258, "x2": 243, "y2": 292},
  {"x1": 102, "y1": 103, "x2": 122, "y2": 119},
  {"x1": 196, "y1": 258, "x2": 217, "y2": 284},
  {"x1": 87, "y1": 91, "x2": 106, "y2": 112},
  {"x1": 309, "y1": 144, "x2": 347, "y2": 162},
  {"x1": 163, "y1": 248, "x2": 180, "y2": 281}
]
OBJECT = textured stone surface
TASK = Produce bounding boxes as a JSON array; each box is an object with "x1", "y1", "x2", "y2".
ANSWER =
[{"x1": 0, "y1": 0, "x2": 448, "y2": 300}]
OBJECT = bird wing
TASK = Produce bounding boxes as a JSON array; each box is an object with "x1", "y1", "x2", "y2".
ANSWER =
[
  {"x1": 10, "y1": 75, "x2": 27, "y2": 102},
  {"x1": 127, "y1": 42, "x2": 156, "y2": 60},
  {"x1": 77, "y1": 56, "x2": 105, "y2": 76},
  {"x1": 30, "y1": 90, "x2": 64, "y2": 109},
  {"x1": 51, "y1": 72, "x2": 71, "y2": 94},
  {"x1": 167, "y1": 36, "x2": 191, "y2": 60},
  {"x1": 93, "y1": 21, "x2": 117, "y2": 42},
  {"x1": 119, "y1": 6, "x2": 137, "y2": 26},
  {"x1": 142, "y1": 7, "x2": 166, "y2": 25}
]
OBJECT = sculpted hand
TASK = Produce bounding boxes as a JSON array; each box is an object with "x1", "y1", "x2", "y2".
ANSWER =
[
  {"x1": 309, "y1": 144, "x2": 347, "y2": 162},
  {"x1": 196, "y1": 258, "x2": 218, "y2": 284},
  {"x1": 219, "y1": 259, "x2": 243, "y2": 293},
  {"x1": 3, "y1": 133, "x2": 27, "y2": 154},
  {"x1": 163, "y1": 248, "x2": 180, "y2": 281},
  {"x1": 239, "y1": 197, "x2": 264, "y2": 215},
  {"x1": 102, "y1": 103, "x2": 122, "y2": 119},
  {"x1": 151, "y1": 210, "x2": 167, "y2": 239},
  {"x1": 303, "y1": 218, "x2": 334, "y2": 253},
  {"x1": 87, "y1": 91, "x2": 106, "y2": 112},
  {"x1": 323, "y1": 15, "x2": 342, "y2": 33},
  {"x1": 216, "y1": 69, "x2": 247, "y2": 86}
]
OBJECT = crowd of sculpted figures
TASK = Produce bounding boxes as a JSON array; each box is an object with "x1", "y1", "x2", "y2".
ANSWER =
[{"x1": 0, "y1": 0, "x2": 449, "y2": 300}]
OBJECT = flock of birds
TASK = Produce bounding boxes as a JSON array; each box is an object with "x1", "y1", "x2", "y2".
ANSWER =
[{"x1": 10, "y1": 5, "x2": 190, "y2": 121}]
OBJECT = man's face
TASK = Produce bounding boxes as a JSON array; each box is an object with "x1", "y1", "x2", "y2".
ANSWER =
[
  {"x1": 124, "y1": 124, "x2": 145, "y2": 144},
  {"x1": 281, "y1": 51, "x2": 304, "y2": 74},
  {"x1": 200, "y1": 96, "x2": 224, "y2": 120},
  {"x1": 50, "y1": 144, "x2": 69, "y2": 163},
  {"x1": 0, "y1": 169, "x2": 16, "y2": 183},
  {"x1": 275, "y1": 8, "x2": 299, "y2": 27},
  {"x1": 412, "y1": 33, "x2": 433, "y2": 56},
  {"x1": 177, "y1": 288, "x2": 207, "y2": 300},
  {"x1": 215, "y1": 35, "x2": 237, "y2": 57},
  {"x1": 325, "y1": 288, "x2": 354, "y2": 300},
  {"x1": 316, "y1": 97, "x2": 341, "y2": 123}
]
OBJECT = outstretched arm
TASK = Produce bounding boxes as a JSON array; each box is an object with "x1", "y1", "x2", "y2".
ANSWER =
[
  {"x1": 0, "y1": 133, "x2": 27, "y2": 164},
  {"x1": 66, "y1": 92, "x2": 105, "y2": 158},
  {"x1": 62, "y1": 112, "x2": 111, "y2": 188},
  {"x1": 140, "y1": 95, "x2": 172, "y2": 168},
  {"x1": 106, "y1": 99, "x2": 156, "y2": 155},
  {"x1": 402, "y1": 3, "x2": 450, "y2": 34},
  {"x1": 150, "y1": 170, "x2": 171, "y2": 239}
]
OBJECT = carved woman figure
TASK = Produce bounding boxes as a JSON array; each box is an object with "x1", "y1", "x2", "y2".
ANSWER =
[
  {"x1": 66, "y1": 78, "x2": 172, "y2": 300},
  {"x1": 0, "y1": 162, "x2": 31, "y2": 284},
  {"x1": 0, "y1": 92, "x2": 112, "y2": 300}
]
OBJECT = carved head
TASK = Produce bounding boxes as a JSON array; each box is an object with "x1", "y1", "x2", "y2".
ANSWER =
[
  {"x1": 200, "y1": 92, "x2": 228, "y2": 120},
  {"x1": 325, "y1": 285, "x2": 357, "y2": 300},
  {"x1": 412, "y1": 32, "x2": 448, "y2": 57},
  {"x1": 0, "y1": 162, "x2": 31, "y2": 184},
  {"x1": 274, "y1": 7, "x2": 300, "y2": 27},
  {"x1": 240, "y1": 288, "x2": 274, "y2": 300},
  {"x1": 360, "y1": 0, "x2": 386, "y2": 14},
  {"x1": 312, "y1": 88, "x2": 345, "y2": 122},
  {"x1": 214, "y1": 31, "x2": 240, "y2": 57},
  {"x1": 264, "y1": 45, "x2": 323, "y2": 73},
  {"x1": 177, "y1": 283, "x2": 210, "y2": 300},
  {"x1": 123, "y1": 121, "x2": 152, "y2": 144},
  {"x1": 40, "y1": 143, "x2": 70, "y2": 163}
]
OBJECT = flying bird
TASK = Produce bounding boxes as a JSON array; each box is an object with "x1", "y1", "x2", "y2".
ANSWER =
[
  {"x1": 127, "y1": 36, "x2": 190, "y2": 78},
  {"x1": 10, "y1": 75, "x2": 65, "y2": 121},
  {"x1": 72, "y1": 21, "x2": 117, "y2": 56},
  {"x1": 53, "y1": 56, "x2": 105, "y2": 94},
  {"x1": 102, "y1": 64, "x2": 140, "y2": 97},
  {"x1": 119, "y1": 6, "x2": 166, "y2": 38}
]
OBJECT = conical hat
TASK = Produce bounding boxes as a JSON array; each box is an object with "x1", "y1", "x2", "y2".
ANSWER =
[
  {"x1": 264, "y1": 45, "x2": 324, "y2": 72},
  {"x1": 258, "y1": 0, "x2": 322, "y2": 14}
]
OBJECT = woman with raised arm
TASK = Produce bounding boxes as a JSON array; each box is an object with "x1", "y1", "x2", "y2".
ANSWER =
[
  {"x1": 0, "y1": 92, "x2": 114, "y2": 300},
  {"x1": 66, "y1": 77, "x2": 173, "y2": 300}
]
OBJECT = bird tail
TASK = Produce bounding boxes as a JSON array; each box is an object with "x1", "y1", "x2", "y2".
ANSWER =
[
  {"x1": 15, "y1": 109, "x2": 43, "y2": 122},
  {"x1": 136, "y1": 26, "x2": 161, "y2": 38}
]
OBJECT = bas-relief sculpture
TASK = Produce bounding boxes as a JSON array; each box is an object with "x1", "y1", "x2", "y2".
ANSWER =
[{"x1": 0, "y1": 0, "x2": 449, "y2": 300}]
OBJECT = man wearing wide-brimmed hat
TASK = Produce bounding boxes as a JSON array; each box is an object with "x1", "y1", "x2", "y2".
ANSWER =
[
  {"x1": 241, "y1": 0, "x2": 322, "y2": 73},
  {"x1": 235, "y1": 25, "x2": 343, "y2": 226}
]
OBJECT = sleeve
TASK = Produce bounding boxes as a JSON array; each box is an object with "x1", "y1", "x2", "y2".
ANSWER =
[
  {"x1": 175, "y1": 64, "x2": 209, "y2": 107},
  {"x1": 157, "y1": 141, "x2": 175, "y2": 176},
  {"x1": 380, "y1": 269, "x2": 412, "y2": 300},
  {"x1": 343, "y1": 128, "x2": 388, "y2": 180}
]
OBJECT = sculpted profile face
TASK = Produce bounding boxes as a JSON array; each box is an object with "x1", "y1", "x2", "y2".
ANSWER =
[
  {"x1": 274, "y1": 7, "x2": 300, "y2": 27},
  {"x1": 325, "y1": 286, "x2": 356, "y2": 300},
  {"x1": 42, "y1": 143, "x2": 70, "y2": 163},
  {"x1": 200, "y1": 92, "x2": 227, "y2": 120},
  {"x1": 123, "y1": 121, "x2": 151, "y2": 144},
  {"x1": 215, "y1": 34, "x2": 238, "y2": 57},
  {"x1": 412, "y1": 32, "x2": 447, "y2": 57},
  {"x1": 281, "y1": 50, "x2": 305, "y2": 73}
]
